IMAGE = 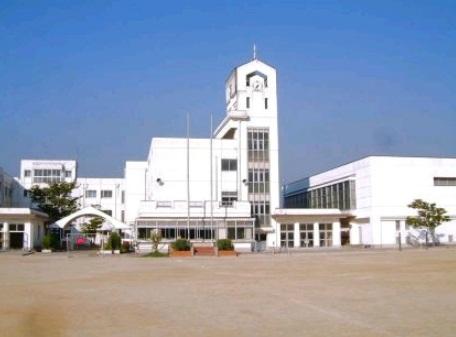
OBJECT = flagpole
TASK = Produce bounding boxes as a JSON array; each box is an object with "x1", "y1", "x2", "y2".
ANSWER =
[
  {"x1": 210, "y1": 113, "x2": 214, "y2": 241},
  {"x1": 187, "y1": 113, "x2": 190, "y2": 240}
]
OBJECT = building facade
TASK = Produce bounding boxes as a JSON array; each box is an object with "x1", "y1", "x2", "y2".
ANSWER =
[{"x1": 283, "y1": 156, "x2": 456, "y2": 247}]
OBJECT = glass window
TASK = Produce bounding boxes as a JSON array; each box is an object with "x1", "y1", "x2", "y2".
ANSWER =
[
  {"x1": 265, "y1": 98, "x2": 268, "y2": 109},
  {"x1": 103, "y1": 209, "x2": 112, "y2": 216},
  {"x1": 246, "y1": 97, "x2": 250, "y2": 108},
  {"x1": 434, "y1": 177, "x2": 456, "y2": 186},
  {"x1": 280, "y1": 224, "x2": 294, "y2": 248},
  {"x1": 221, "y1": 159, "x2": 237, "y2": 171},
  {"x1": 319, "y1": 223, "x2": 332, "y2": 247},
  {"x1": 85, "y1": 190, "x2": 97, "y2": 198},
  {"x1": 101, "y1": 190, "x2": 112, "y2": 198},
  {"x1": 300, "y1": 223, "x2": 313, "y2": 247},
  {"x1": 65, "y1": 170, "x2": 72, "y2": 178},
  {"x1": 221, "y1": 191, "x2": 237, "y2": 207},
  {"x1": 24, "y1": 170, "x2": 31, "y2": 177}
]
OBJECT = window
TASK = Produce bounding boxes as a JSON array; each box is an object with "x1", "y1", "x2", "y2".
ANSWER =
[
  {"x1": 24, "y1": 170, "x2": 31, "y2": 177},
  {"x1": 85, "y1": 190, "x2": 97, "y2": 198},
  {"x1": 395, "y1": 220, "x2": 401, "y2": 231},
  {"x1": 247, "y1": 128, "x2": 269, "y2": 162},
  {"x1": 434, "y1": 177, "x2": 456, "y2": 186},
  {"x1": 33, "y1": 169, "x2": 62, "y2": 184},
  {"x1": 221, "y1": 159, "x2": 237, "y2": 171},
  {"x1": 319, "y1": 223, "x2": 332, "y2": 247},
  {"x1": 65, "y1": 170, "x2": 72, "y2": 178},
  {"x1": 265, "y1": 98, "x2": 268, "y2": 109},
  {"x1": 23, "y1": 189, "x2": 29, "y2": 197},
  {"x1": 121, "y1": 210, "x2": 125, "y2": 222},
  {"x1": 121, "y1": 190, "x2": 125, "y2": 204},
  {"x1": 103, "y1": 209, "x2": 112, "y2": 216},
  {"x1": 101, "y1": 190, "x2": 112, "y2": 198},
  {"x1": 246, "y1": 97, "x2": 250, "y2": 108},
  {"x1": 221, "y1": 191, "x2": 237, "y2": 207},
  {"x1": 300, "y1": 223, "x2": 314, "y2": 247},
  {"x1": 248, "y1": 169, "x2": 270, "y2": 193},
  {"x1": 280, "y1": 224, "x2": 294, "y2": 248}
]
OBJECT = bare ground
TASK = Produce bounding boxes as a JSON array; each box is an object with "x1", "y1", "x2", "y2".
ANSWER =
[{"x1": 1, "y1": 248, "x2": 455, "y2": 337}]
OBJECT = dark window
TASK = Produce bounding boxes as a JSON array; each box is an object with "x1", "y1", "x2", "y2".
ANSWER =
[
  {"x1": 24, "y1": 170, "x2": 31, "y2": 177},
  {"x1": 221, "y1": 159, "x2": 237, "y2": 171},
  {"x1": 221, "y1": 191, "x2": 237, "y2": 207},
  {"x1": 265, "y1": 98, "x2": 268, "y2": 109},
  {"x1": 101, "y1": 190, "x2": 112, "y2": 198},
  {"x1": 246, "y1": 97, "x2": 250, "y2": 109},
  {"x1": 103, "y1": 209, "x2": 112, "y2": 216},
  {"x1": 434, "y1": 177, "x2": 456, "y2": 186},
  {"x1": 65, "y1": 170, "x2": 72, "y2": 178}
]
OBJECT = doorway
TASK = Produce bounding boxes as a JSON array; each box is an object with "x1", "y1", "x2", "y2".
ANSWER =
[{"x1": 10, "y1": 232, "x2": 24, "y2": 249}]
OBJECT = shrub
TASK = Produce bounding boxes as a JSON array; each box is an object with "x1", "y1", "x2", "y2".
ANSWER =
[
  {"x1": 217, "y1": 239, "x2": 233, "y2": 251},
  {"x1": 42, "y1": 233, "x2": 58, "y2": 250},
  {"x1": 171, "y1": 239, "x2": 191, "y2": 251},
  {"x1": 106, "y1": 232, "x2": 121, "y2": 251}
]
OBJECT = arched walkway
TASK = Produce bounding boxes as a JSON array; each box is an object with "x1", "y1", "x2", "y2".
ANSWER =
[{"x1": 53, "y1": 206, "x2": 130, "y2": 230}]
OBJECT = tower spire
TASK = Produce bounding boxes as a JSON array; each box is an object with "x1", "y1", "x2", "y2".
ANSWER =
[{"x1": 253, "y1": 43, "x2": 257, "y2": 60}]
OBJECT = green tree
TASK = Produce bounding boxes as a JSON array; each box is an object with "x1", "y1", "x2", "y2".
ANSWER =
[
  {"x1": 406, "y1": 199, "x2": 450, "y2": 246},
  {"x1": 29, "y1": 181, "x2": 80, "y2": 224},
  {"x1": 81, "y1": 217, "x2": 103, "y2": 235}
]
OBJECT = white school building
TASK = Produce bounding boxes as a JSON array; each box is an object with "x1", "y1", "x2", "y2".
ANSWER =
[{"x1": 1, "y1": 55, "x2": 456, "y2": 251}]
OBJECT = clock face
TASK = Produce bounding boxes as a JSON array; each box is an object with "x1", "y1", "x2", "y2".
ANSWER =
[{"x1": 253, "y1": 79, "x2": 263, "y2": 91}]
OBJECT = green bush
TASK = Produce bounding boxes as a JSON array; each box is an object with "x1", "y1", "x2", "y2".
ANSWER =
[
  {"x1": 42, "y1": 233, "x2": 58, "y2": 250},
  {"x1": 217, "y1": 239, "x2": 233, "y2": 251},
  {"x1": 171, "y1": 239, "x2": 191, "y2": 251},
  {"x1": 106, "y1": 232, "x2": 121, "y2": 251}
]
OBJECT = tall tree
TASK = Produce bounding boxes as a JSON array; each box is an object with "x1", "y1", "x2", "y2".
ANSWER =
[
  {"x1": 406, "y1": 199, "x2": 450, "y2": 246},
  {"x1": 81, "y1": 217, "x2": 103, "y2": 235},
  {"x1": 29, "y1": 181, "x2": 80, "y2": 224}
]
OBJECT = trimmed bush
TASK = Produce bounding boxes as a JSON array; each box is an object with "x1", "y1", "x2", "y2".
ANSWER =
[
  {"x1": 171, "y1": 239, "x2": 191, "y2": 251},
  {"x1": 42, "y1": 233, "x2": 58, "y2": 250},
  {"x1": 106, "y1": 232, "x2": 121, "y2": 251},
  {"x1": 217, "y1": 239, "x2": 234, "y2": 251},
  {"x1": 144, "y1": 251, "x2": 168, "y2": 257}
]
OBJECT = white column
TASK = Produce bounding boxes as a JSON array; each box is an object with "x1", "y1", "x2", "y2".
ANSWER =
[
  {"x1": 2, "y1": 222, "x2": 8, "y2": 250},
  {"x1": 294, "y1": 222, "x2": 300, "y2": 248},
  {"x1": 332, "y1": 221, "x2": 341, "y2": 247},
  {"x1": 313, "y1": 222, "x2": 320, "y2": 247},
  {"x1": 25, "y1": 222, "x2": 32, "y2": 250}
]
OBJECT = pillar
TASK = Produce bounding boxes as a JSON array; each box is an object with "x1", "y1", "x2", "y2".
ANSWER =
[
  {"x1": 313, "y1": 222, "x2": 320, "y2": 247},
  {"x1": 3, "y1": 222, "x2": 9, "y2": 250},
  {"x1": 332, "y1": 221, "x2": 341, "y2": 247},
  {"x1": 294, "y1": 222, "x2": 300, "y2": 248},
  {"x1": 24, "y1": 222, "x2": 32, "y2": 250}
]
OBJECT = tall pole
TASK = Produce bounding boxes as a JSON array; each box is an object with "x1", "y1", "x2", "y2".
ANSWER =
[
  {"x1": 187, "y1": 113, "x2": 190, "y2": 239},
  {"x1": 210, "y1": 113, "x2": 214, "y2": 241}
]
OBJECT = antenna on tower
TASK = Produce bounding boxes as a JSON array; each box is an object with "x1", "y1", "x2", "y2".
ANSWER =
[{"x1": 253, "y1": 43, "x2": 257, "y2": 60}]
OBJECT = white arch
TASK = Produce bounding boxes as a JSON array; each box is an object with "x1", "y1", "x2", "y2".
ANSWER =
[{"x1": 53, "y1": 206, "x2": 130, "y2": 230}]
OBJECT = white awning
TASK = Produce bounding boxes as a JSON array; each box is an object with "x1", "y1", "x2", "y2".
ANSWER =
[{"x1": 52, "y1": 206, "x2": 130, "y2": 230}]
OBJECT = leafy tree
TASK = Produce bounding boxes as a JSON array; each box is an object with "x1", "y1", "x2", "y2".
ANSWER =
[
  {"x1": 150, "y1": 229, "x2": 162, "y2": 253},
  {"x1": 406, "y1": 199, "x2": 450, "y2": 246},
  {"x1": 29, "y1": 181, "x2": 80, "y2": 224},
  {"x1": 81, "y1": 217, "x2": 103, "y2": 235}
]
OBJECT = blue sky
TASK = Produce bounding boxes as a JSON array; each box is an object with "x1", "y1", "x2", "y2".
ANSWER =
[{"x1": 1, "y1": 1, "x2": 455, "y2": 182}]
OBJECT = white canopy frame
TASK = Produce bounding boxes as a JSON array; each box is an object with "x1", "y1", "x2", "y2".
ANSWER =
[{"x1": 52, "y1": 206, "x2": 130, "y2": 230}]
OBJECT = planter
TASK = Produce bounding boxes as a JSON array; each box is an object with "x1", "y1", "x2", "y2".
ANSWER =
[
  {"x1": 170, "y1": 250, "x2": 192, "y2": 257},
  {"x1": 113, "y1": 250, "x2": 121, "y2": 255},
  {"x1": 218, "y1": 250, "x2": 238, "y2": 257},
  {"x1": 99, "y1": 250, "x2": 113, "y2": 255},
  {"x1": 41, "y1": 249, "x2": 52, "y2": 254}
]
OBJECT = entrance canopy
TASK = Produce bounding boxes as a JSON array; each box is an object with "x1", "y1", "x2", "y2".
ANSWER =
[
  {"x1": 272, "y1": 208, "x2": 353, "y2": 223},
  {"x1": 53, "y1": 206, "x2": 130, "y2": 230}
]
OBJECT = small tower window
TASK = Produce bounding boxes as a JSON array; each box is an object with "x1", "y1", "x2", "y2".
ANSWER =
[
  {"x1": 246, "y1": 97, "x2": 250, "y2": 109},
  {"x1": 265, "y1": 98, "x2": 268, "y2": 109}
]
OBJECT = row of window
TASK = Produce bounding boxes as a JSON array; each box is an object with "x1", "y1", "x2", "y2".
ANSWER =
[
  {"x1": 434, "y1": 177, "x2": 456, "y2": 186},
  {"x1": 85, "y1": 190, "x2": 117, "y2": 199},
  {"x1": 284, "y1": 180, "x2": 356, "y2": 210},
  {"x1": 248, "y1": 169, "x2": 270, "y2": 194},
  {"x1": 25, "y1": 169, "x2": 72, "y2": 178},
  {"x1": 280, "y1": 223, "x2": 333, "y2": 248}
]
